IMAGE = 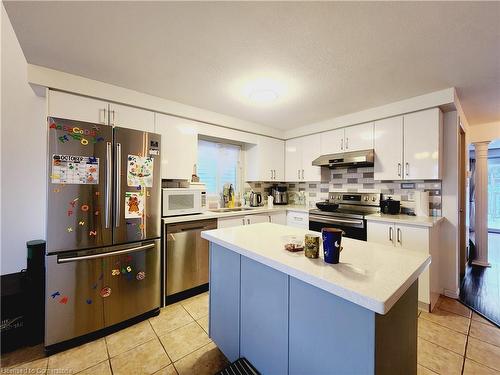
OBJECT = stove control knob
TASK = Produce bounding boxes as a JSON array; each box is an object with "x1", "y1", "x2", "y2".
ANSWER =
[
  {"x1": 372, "y1": 196, "x2": 377, "y2": 202},
  {"x1": 337, "y1": 195, "x2": 342, "y2": 200},
  {"x1": 363, "y1": 196, "x2": 369, "y2": 201}
]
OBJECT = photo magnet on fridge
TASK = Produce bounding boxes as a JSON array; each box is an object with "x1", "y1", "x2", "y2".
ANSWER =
[
  {"x1": 125, "y1": 192, "x2": 144, "y2": 219},
  {"x1": 127, "y1": 154, "x2": 154, "y2": 187}
]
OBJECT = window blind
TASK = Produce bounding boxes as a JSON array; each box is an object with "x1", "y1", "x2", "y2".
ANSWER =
[{"x1": 197, "y1": 139, "x2": 240, "y2": 196}]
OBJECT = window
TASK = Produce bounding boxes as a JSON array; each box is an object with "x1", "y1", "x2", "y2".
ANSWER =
[
  {"x1": 488, "y1": 156, "x2": 500, "y2": 231},
  {"x1": 197, "y1": 139, "x2": 241, "y2": 196}
]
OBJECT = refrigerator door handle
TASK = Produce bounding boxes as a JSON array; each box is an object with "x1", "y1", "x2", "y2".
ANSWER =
[
  {"x1": 105, "y1": 142, "x2": 112, "y2": 229},
  {"x1": 115, "y1": 142, "x2": 121, "y2": 227},
  {"x1": 57, "y1": 243, "x2": 155, "y2": 263}
]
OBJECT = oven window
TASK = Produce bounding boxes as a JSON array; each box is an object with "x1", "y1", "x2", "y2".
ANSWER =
[{"x1": 169, "y1": 194, "x2": 194, "y2": 210}]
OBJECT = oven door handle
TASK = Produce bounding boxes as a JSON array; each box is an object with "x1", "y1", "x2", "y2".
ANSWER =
[{"x1": 309, "y1": 215, "x2": 364, "y2": 226}]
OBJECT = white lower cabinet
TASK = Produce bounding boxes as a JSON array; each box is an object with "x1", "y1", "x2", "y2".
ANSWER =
[
  {"x1": 286, "y1": 211, "x2": 309, "y2": 229},
  {"x1": 217, "y1": 216, "x2": 247, "y2": 228},
  {"x1": 367, "y1": 221, "x2": 439, "y2": 311},
  {"x1": 217, "y1": 212, "x2": 287, "y2": 228}
]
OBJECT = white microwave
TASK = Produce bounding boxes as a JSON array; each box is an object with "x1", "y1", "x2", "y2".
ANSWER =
[{"x1": 162, "y1": 188, "x2": 207, "y2": 217}]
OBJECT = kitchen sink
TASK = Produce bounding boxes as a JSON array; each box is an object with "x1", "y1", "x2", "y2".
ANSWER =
[{"x1": 209, "y1": 207, "x2": 257, "y2": 213}]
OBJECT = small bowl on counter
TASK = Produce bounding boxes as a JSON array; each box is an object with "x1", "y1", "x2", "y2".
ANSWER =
[{"x1": 282, "y1": 235, "x2": 304, "y2": 252}]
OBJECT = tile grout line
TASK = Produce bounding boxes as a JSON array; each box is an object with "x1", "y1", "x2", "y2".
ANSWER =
[
  {"x1": 460, "y1": 317, "x2": 471, "y2": 375},
  {"x1": 153, "y1": 320, "x2": 174, "y2": 368},
  {"x1": 418, "y1": 336, "x2": 465, "y2": 359},
  {"x1": 171, "y1": 340, "x2": 216, "y2": 367},
  {"x1": 104, "y1": 335, "x2": 114, "y2": 375},
  {"x1": 418, "y1": 363, "x2": 439, "y2": 375},
  {"x1": 418, "y1": 314, "x2": 470, "y2": 336}
]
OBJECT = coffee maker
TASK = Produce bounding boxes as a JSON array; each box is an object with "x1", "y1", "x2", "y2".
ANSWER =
[{"x1": 271, "y1": 186, "x2": 288, "y2": 205}]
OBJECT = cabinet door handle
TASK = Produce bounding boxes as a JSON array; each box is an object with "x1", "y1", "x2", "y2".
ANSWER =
[
  {"x1": 405, "y1": 162, "x2": 409, "y2": 176},
  {"x1": 298, "y1": 169, "x2": 300, "y2": 180},
  {"x1": 270, "y1": 170, "x2": 273, "y2": 180},
  {"x1": 301, "y1": 169, "x2": 304, "y2": 180},
  {"x1": 242, "y1": 218, "x2": 245, "y2": 225},
  {"x1": 110, "y1": 110, "x2": 115, "y2": 125},
  {"x1": 389, "y1": 226, "x2": 393, "y2": 242},
  {"x1": 341, "y1": 138, "x2": 344, "y2": 150},
  {"x1": 273, "y1": 170, "x2": 276, "y2": 180},
  {"x1": 268, "y1": 215, "x2": 271, "y2": 222},
  {"x1": 346, "y1": 137, "x2": 349, "y2": 150},
  {"x1": 397, "y1": 163, "x2": 402, "y2": 177},
  {"x1": 99, "y1": 108, "x2": 107, "y2": 124},
  {"x1": 247, "y1": 218, "x2": 251, "y2": 225},
  {"x1": 397, "y1": 228, "x2": 401, "y2": 244}
]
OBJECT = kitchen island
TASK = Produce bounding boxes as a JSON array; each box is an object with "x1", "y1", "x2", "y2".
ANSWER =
[{"x1": 201, "y1": 223, "x2": 431, "y2": 375}]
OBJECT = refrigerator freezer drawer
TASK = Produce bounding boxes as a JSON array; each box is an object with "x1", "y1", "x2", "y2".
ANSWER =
[{"x1": 45, "y1": 240, "x2": 161, "y2": 347}]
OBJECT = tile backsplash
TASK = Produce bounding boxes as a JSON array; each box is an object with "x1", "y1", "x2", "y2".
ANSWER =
[{"x1": 247, "y1": 166, "x2": 442, "y2": 216}]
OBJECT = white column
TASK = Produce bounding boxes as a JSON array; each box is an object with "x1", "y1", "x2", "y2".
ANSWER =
[{"x1": 472, "y1": 141, "x2": 490, "y2": 267}]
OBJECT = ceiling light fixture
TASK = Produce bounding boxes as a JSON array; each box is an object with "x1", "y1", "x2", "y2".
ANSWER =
[
  {"x1": 249, "y1": 89, "x2": 279, "y2": 103},
  {"x1": 231, "y1": 73, "x2": 298, "y2": 107}
]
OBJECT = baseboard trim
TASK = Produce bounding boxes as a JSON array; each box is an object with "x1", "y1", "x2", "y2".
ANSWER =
[{"x1": 444, "y1": 289, "x2": 459, "y2": 299}]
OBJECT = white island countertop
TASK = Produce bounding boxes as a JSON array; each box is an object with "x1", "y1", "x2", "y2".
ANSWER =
[{"x1": 201, "y1": 223, "x2": 430, "y2": 315}]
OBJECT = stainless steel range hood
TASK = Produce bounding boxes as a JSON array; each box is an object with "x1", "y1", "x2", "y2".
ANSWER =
[{"x1": 312, "y1": 149, "x2": 374, "y2": 168}]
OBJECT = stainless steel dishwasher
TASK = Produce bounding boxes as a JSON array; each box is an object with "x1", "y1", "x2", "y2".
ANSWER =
[{"x1": 164, "y1": 219, "x2": 217, "y2": 304}]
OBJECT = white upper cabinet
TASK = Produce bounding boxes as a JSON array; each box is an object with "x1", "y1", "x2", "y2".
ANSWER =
[
  {"x1": 49, "y1": 90, "x2": 108, "y2": 124},
  {"x1": 285, "y1": 138, "x2": 302, "y2": 181},
  {"x1": 403, "y1": 108, "x2": 442, "y2": 180},
  {"x1": 49, "y1": 91, "x2": 155, "y2": 133},
  {"x1": 320, "y1": 128, "x2": 344, "y2": 155},
  {"x1": 245, "y1": 136, "x2": 284, "y2": 182},
  {"x1": 154, "y1": 113, "x2": 198, "y2": 180},
  {"x1": 108, "y1": 103, "x2": 155, "y2": 132},
  {"x1": 344, "y1": 122, "x2": 374, "y2": 151},
  {"x1": 374, "y1": 116, "x2": 404, "y2": 181},
  {"x1": 374, "y1": 108, "x2": 442, "y2": 181},
  {"x1": 301, "y1": 134, "x2": 322, "y2": 181},
  {"x1": 320, "y1": 123, "x2": 374, "y2": 154},
  {"x1": 285, "y1": 134, "x2": 321, "y2": 181}
]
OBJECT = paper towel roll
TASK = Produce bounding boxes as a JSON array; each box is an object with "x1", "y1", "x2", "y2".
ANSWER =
[{"x1": 415, "y1": 191, "x2": 429, "y2": 217}]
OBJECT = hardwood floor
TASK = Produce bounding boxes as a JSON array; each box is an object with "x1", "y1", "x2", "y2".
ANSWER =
[{"x1": 460, "y1": 233, "x2": 500, "y2": 327}]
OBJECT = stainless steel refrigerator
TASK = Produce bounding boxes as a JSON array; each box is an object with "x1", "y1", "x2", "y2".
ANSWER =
[{"x1": 45, "y1": 117, "x2": 161, "y2": 349}]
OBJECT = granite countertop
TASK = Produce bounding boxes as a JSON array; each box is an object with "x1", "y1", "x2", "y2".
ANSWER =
[
  {"x1": 201, "y1": 223, "x2": 430, "y2": 314},
  {"x1": 162, "y1": 204, "x2": 310, "y2": 224},
  {"x1": 365, "y1": 213, "x2": 444, "y2": 227}
]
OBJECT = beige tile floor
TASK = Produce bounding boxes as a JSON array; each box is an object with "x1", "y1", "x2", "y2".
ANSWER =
[{"x1": 2, "y1": 293, "x2": 499, "y2": 375}]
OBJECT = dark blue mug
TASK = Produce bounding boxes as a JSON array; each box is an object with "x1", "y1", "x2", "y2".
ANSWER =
[{"x1": 321, "y1": 228, "x2": 344, "y2": 264}]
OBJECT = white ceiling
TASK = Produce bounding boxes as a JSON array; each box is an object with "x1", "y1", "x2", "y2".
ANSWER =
[{"x1": 4, "y1": 1, "x2": 500, "y2": 130}]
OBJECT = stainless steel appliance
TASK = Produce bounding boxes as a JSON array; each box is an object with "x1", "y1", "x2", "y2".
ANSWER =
[
  {"x1": 165, "y1": 219, "x2": 217, "y2": 304},
  {"x1": 271, "y1": 186, "x2": 288, "y2": 205},
  {"x1": 249, "y1": 192, "x2": 263, "y2": 207},
  {"x1": 312, "y1": 149, "x2": 374, "y2": 168},
  {"x1": 309, "y1": 192, "x2": 380, "y2": 241},
  {"x1": 45, "y1": 117, "x2": 161, "y2": 350},
  {"x1": 162, "y1": 187, "x2": 207, "y2": 217}
]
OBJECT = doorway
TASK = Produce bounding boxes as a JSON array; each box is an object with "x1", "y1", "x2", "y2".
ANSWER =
[{"x1": 460, "y1": 139, "x2": 500, "y2": 326}]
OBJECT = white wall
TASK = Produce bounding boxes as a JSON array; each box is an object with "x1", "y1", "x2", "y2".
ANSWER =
[
  {"x1": 439, "y1": 111, "x2": 460, "y2": 297},
  {"x1": 1, "y1": 4, "x2": 46, "y2": 275},
  {"x1": 469, "y1": 121, "x2": 500, "y2": 143}
]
